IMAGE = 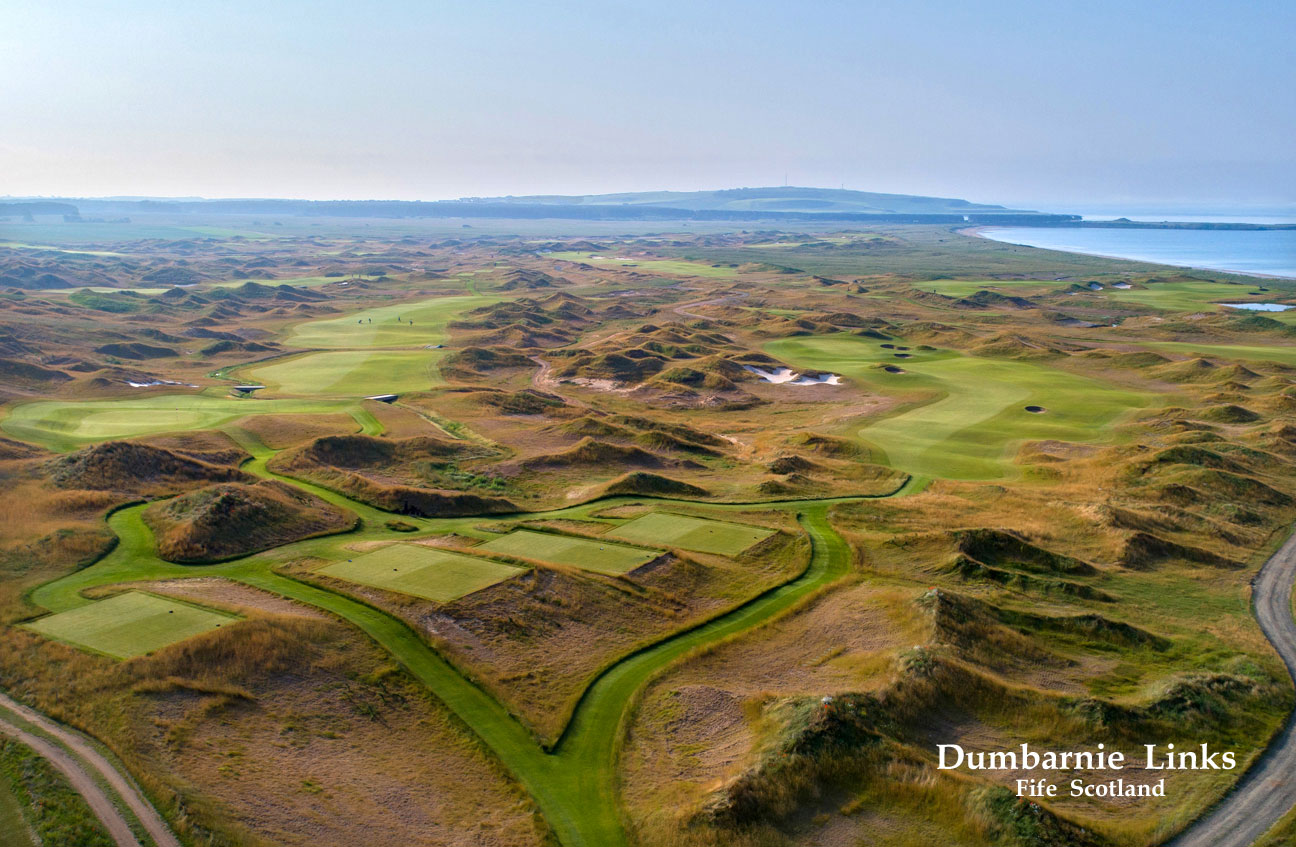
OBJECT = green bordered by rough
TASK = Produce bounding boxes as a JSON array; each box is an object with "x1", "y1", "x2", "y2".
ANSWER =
[
  {"x1": 476, "y1": 529, "x2": 660, "y2": 575},
  {"x1": 0, "y1": 394, "x2": 352, "y2": 451},
  {"x1": 285, "y1": 293, "x2": 496, "y2": 348},
  {"x1": 243, "y1": 349, "x2": 444, "y2": 397},
  {"x1": 23, "y1": 591, "x2": 239, "y2": 659},
  {"x1": 768, "y1": 333, "x2": 1150, "y2": 480},
  {"x1": 318, "y1": 544, "x2": 524, "y2": 602},
  {"x1": 605, "y1": 513, "x2": 774, "y2": 556}
]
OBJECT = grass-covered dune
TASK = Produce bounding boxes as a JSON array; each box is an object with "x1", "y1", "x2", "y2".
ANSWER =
[{"x1": 142, "y1": 479, "x2": 357, "y2": 563}]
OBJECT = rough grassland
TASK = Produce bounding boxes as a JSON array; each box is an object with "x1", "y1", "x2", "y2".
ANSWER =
[
  {"x1": 606, "y1": 512, "x2": 774, "y2": 556},
  {"x1": 285, "y1": 293, "x2": 496, "y2": 348},
  {"x1": 547, "y1": 252, "x2": 737, "y2": 278},
  {"x1": 23, "y1": 591, "x2": 239, "y2": 659},
  {"x1": 319, "y1": 544, "x2": 525, "y2": 602},
  {"x1": 476, "y1": 529, "x2": 660, "y2": 575},
  {"x1": 0, "y1": 775, "x2": 32, "y2": 847},
  {"x1": 1, "y1": 395, "x2": 350, "y2": 451},
  {"x1": 769, "y1": 334, "x2": 1149, "y2": 480},
  {"x1": 244, "y1": 349, "x2": 444, "y2": 397}
]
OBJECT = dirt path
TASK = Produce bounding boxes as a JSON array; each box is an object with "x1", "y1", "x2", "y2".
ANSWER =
[
  {"x1": 0, "y1": 721, "x2": 138, "y2": 847},
  {"x1": 0, "y1": 692, "x2": 179, "y2": 847},
  {"x1": 672, "y1": 290, "x2": 748, "y2": 319},
  {"x1": 529, "y1": 354, "x2": 596, "y2": 409},
  {"x1": 1169, "y1": 525, "x2": 1296, "y2": 847}
]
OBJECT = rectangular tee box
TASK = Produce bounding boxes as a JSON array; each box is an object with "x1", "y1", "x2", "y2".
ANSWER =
[
  {"x1": 475, "y1": 529, "x2": 660, "y2": 575},
  {"x1": 24, "y1": 591, "x2": 239, "y2": 659},
  {"x1": 605, "y1": 513, "x2": 775, "y2": 556},
  {"x1": 319, "y1": 543, "x2": 525, "y2": 603}
]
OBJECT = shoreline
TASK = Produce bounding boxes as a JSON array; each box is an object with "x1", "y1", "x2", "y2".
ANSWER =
[{"x1": 961, "y1": 226, "x2": 1296, "y2": 281}]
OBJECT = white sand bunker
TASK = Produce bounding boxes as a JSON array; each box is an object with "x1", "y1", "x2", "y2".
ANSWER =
[{"x1": 743, "y1": 365, "x2": 841, "y2": 386}]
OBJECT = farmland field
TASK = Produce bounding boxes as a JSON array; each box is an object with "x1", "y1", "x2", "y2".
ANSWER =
[
  {"x1": 243, "y1": 349, "x2": 444, "y2": 397},
  {"x1": 23, "y1": 591, "x2": 239, "y2": 659},
  {"x1": 285, "y1": 293, "x2": 495, "y2": 348},
  {"x1": 318, "y1": 544, "x2": 524, "y2": 602},
  {"x1": 476, "y1": 529, "x2": 660, "y2": 575},
  {"x1": 1, "y1": 395, "x2": 351, "y2": 450},
  {"x1": 768, "y1": 334, "x2": 1149, "y2": 480},
  {"x1": 606, "y1": 513, "x2": 774, "y2": 556}
]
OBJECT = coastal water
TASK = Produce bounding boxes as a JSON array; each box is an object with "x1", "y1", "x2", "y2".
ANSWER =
[{"x1": 982, "y1": 227, "x2": 1296, "y2": 279}]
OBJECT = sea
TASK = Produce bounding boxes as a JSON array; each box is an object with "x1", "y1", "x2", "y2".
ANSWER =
[{"x1": 981, "y1": 224, "x2": 1296, "y2": 280}]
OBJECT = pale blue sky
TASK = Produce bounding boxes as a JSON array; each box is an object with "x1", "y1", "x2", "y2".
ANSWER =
[{"x1": 3, "y1": 0, "x2": 1293, "y2": 208}]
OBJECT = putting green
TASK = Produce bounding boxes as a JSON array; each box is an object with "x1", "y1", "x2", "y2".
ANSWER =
[
  {"x1": 547, "y1": 252, "x2": 736, "y2": 278},
  {"x1": 23, "y1": 591, "x2": 238, "y2": 659},
  {"x1": 319, "y1": 544, "x2": 523, "y2": 602},
  {"x1": 1, "y1": 395, "x2": 351, "y2": 451},
  {"x1": 476, "y1": 529, "x2": 659, "y2": 575},
  {"x1": 606, "y1": 513, "x2": 774, "y2": 556},
  {"x1": 768, "y1": 334, "x2": 1149, "y2": 480},
  {"x1": 243, "y1": 349, "x2": 444, "y2": 397},
  {"x1": 1102, "y1": 279, "x2": 1264, "y2": 312},
  {"x1": 286, "y1": 293, "x2": 496, "y2": 348}
]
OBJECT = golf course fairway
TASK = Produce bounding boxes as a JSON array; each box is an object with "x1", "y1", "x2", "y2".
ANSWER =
[
  {"x1": 285, "y1": 293, "x2": 495, "y2": 348},
  {"x1": 25, "y1": 421, "x2": 911, "y2": 847},
  {"x1": 768, "y1": 334, "x2": 1149, "y2": 479},
  {"x1": 242, "y1": 348, "x2": 445, "y2": 397},
  {"x1": 0, "y1": 395, "x2": 357, "y2": 451}
]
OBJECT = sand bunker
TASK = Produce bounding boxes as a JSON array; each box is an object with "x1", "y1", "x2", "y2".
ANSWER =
[{"x1": 743, "y1": 365, "x2": 841, "y2": 386}]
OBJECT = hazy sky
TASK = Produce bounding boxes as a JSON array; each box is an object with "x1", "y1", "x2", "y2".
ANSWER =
[{"x1": 4, "y1": 0, "x2": 1294, "y2": 209}]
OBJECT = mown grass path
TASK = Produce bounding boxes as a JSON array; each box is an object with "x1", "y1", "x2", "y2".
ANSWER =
[{"x1": 25, "y1": 426, "x2": 913, "y2": 846}]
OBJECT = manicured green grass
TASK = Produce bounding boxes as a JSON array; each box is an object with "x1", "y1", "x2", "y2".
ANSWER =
[
  {"x1": 21, "y1": 417, "x2": 918, "y2": 847},
  {"x1": 548, "y1": 252, "x2": 736, "y2": 278},
  {"x1": 1103, "y1": 279, "x2": 1261, "y2": 312},
  {"x1": 243, "y1": 349, "x2": 444, "y2": 397},
  {"x1": 476, "y1": 529, "x2": 659, "y2": 575},
  {"x1": 1, "y1": 395, "x2": 352, "y2": 451},
  {"x1": 605, "y1": 513, "x2": 774, "y2": 556},
  {"x1": 23, "y1": 591, "x2": 239, "y2": 659},
  {"x1": 1141, "y1": 341, "x2": 1296, "y2": 367},
  {"x1": 285, "y1": 293, "x2": 496, "y2": 348},
  {"x1": 318, "y1": 544, "x2": 524, "y2": 602},
  {"x1": 768, "y1": 334, "x2": 1150, "y2": 480},
  {"x1": 21, "y1": 451, "x2": 912, "y2": 847}
]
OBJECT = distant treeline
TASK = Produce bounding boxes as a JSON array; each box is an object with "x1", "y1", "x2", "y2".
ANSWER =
[
  {"x1": 51, "y1": 198, "x2": 1080, "y2": 224},
  {"x1": 0, "y1": 202, "x2": 79, "y2": 216}
]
